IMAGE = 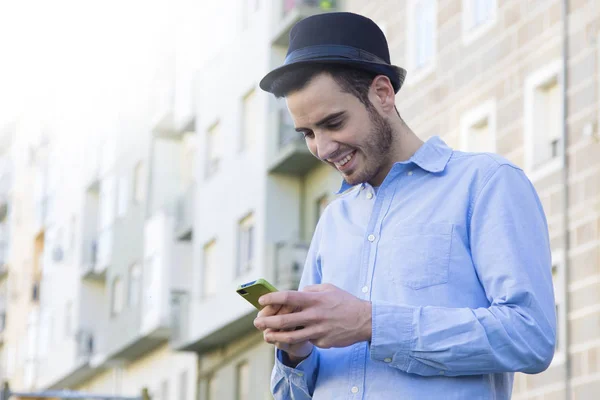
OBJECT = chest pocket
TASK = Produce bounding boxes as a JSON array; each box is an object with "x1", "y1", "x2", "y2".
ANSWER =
[{"x1": 385, "y1": 223, "x2": 453, "y2": 290}]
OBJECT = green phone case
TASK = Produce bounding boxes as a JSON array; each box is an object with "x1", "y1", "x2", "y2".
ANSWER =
[{"x1": 236, "y1": 278, "x2": 279, "y2": 310}]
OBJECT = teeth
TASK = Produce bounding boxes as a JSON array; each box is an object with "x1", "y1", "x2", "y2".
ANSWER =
[{"x1": 335, "y1": 151, "x2": 354, "y2": 167}]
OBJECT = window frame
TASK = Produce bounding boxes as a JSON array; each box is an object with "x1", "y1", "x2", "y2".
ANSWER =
[
  {"x1": 523, "y1": 60, "x2": 564, "y2": 182},
  {"x1": 459, "y1": 99, "x2": 497, "y2": 153},
  {"x1": 461, "y1": 0, "x2": 498, "y2": 46},
  {"x1": 406, "y1": 0, "x2": 438, "y2": 85}
]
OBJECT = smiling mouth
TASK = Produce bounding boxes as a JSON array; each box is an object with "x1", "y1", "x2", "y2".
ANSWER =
[{"x1": 333, "y1": 150, "x2": 357, "y2": 171}]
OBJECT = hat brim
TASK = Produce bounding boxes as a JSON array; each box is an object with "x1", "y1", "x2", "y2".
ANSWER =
[{"x1": 259, "y1": 58, "x2": 407, "y2": 95}]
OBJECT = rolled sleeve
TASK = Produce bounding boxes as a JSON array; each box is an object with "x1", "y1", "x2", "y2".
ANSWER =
[{"x1": 272, "y1": 348, "x2": 320, "y2": 399}]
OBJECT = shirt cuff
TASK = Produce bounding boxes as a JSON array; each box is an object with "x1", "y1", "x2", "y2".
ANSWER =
[
  {"x1": 274, "y1": 348, "x2": 319, "y2": 394},
  {"x1": 370, "y1": 301, "x2": 415, "y2": 371}
]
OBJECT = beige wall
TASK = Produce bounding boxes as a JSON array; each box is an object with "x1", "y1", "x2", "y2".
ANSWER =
[{"x1": 346, "y1": 0, "x2": 600, "y2": 399}]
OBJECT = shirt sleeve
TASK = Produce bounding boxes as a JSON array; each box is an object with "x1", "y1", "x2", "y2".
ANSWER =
[
  {"x1": 370, "y1": 164, "x2": 557, "y2": 376},
  {"x1": 271, "y1": 218, "x2": 324, "y2": 398}
]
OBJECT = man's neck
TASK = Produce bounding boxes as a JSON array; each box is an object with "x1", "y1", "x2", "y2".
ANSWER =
[{"x1": 368, "y1": 122, "x2": 424, "y2": 187}]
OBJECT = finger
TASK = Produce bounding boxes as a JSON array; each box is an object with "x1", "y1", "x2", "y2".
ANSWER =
[
  {"x1": 257, "y1": 304, "x2": 282, "y2": 318},
  {"x1": 266, "y1": 325, "x2": 320, "y2": 345},
  {"x1": 255, "y1": 310, "x2": 312, "y2": 331},
  {"x1": 259, "y1": 290, "x2": 313, "y2": 308},
  {"x1": 301, "y1": 283, "x2": 334, "y2": 292}
]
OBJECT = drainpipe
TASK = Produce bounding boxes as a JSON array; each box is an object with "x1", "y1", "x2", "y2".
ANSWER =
[{"x1": 560, "y1": 1, "x2": 571, "y2": 399}]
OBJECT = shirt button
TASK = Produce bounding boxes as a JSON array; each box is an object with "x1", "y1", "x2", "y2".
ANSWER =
[
  {"x1": 367, "y1": 234, "x2": 375, "y2": 242},
  {"x1": 384, "y1": 357, "x2": 392, "y2": 363},
  {"x1": 296, "y1": 371, "x2": 304, "y2": 376},
  {"x1": 366, "y1": 192, "x2": 373, "y2": 199},
  {"x1": 351, "y1": 386, "x2": 359, "y2": 394},
  {"x1": 361, "y1": 286, "x2": 368, "y2": 293},
  {"x1": 407, "y1": 170, "x2": 413, "y2": 176}
]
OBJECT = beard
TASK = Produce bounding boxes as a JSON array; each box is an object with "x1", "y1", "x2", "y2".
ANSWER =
[{"x1": 340, "y1": 107, "x2": 394, "y2": 186}]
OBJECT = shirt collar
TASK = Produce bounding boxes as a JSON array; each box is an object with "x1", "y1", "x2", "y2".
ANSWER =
[{"x1": 336, "y1": 136, "x2": 453, "y2": 194}]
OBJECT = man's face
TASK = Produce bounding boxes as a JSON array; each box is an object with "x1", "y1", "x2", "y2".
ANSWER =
[{"x1": 286, "y1": 73, "x2": 394, "y2": 186}]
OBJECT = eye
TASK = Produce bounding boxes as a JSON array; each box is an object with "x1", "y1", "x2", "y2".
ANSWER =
[
  {"x1": 326, "y1": 120, "x2": 343, "y2": 130},
  {"x1": 301, "y1": 131, "x2": 314, "y2": 139}
]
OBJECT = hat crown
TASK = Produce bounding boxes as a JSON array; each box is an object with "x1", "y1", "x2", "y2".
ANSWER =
[{"x1": 288, "y1": 12, "x2": 391, "y2": 64}]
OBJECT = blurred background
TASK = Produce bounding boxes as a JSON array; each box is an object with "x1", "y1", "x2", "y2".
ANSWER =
[{"x1": 0, "y1": 0, "x2": 598, "y2": 399}]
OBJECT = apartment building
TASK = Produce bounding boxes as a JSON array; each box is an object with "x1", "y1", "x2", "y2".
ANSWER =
[{"x1": 0, "y1": 1, "x2": 200, "y2": 399}]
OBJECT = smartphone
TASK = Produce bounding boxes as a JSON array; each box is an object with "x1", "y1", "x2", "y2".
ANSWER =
[{"x1": 236, "y1": 278, "x2": 278, "y2": 310}]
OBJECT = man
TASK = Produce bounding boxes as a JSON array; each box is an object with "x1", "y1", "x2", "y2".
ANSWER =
[{"x1": 254, "y1": 12, "x2": 556, "y2": 399}]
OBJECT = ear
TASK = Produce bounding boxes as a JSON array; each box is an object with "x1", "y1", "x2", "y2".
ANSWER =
[{"x1": 370, "y1": 75, "x2": 396, "y2": 114}]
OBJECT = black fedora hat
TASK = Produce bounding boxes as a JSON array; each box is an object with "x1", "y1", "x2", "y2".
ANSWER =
[{"x1": 259, "y1": 12, "x2": 406, "y2": 94}]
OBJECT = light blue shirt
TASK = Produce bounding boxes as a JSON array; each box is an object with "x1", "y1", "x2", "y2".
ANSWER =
[{"x1": 271, "y1": 136, "x2": 556, "y2": 400}]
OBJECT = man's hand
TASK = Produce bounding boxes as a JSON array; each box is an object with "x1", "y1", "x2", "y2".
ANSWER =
[
  {"x1": 253, "y1": 283, "x2": 372, "y2": 350},
  {"x1": 254, "y1": 303, "x2": 314, "y2": 363}
]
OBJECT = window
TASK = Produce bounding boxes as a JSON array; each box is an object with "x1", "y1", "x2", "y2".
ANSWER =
[
  {"x1": 236, "y1": 361, "x2": 250, "y2": 400},
  {"x1": 69, "y1": 215, "x2": 76, "y2": 251},
  {"x1": 238, "y1": 214, "x2": 255, "y2": 276},
  {"x1": 407, "y1": 0, "x2": 437, "y2": 82},
  {"x1": 181, "y1": 133, "x2": 196, "y2": 188},
  {"x1": 98, "y1": 176, "x2": 116, "y2": 266},
  {"x1": 178, "y1": 370, "x2": 188, "y2": 400},
  {"x1": 242, "y1": 0, "x2": 260, "y2": 29},
  {"x1": 524, "y1": 61, "x2": 563, "y2": 181},
  {"x1": 551, "y1": 250, "x2": 566, "y2": 364},
  {"x1": 160, "y1": 380, "x2": 169, "y2": 400},
  {"x1": 111, "y1": 276, "x2": 124, "y2": 316},
  {"x1": 117, "y1": 175, "x2": 129, "y2": 217},
  {"x1": 206, "y1": 374, "x2": 218, "y2": 400},
  {"x1": 64, "y1": 301, "x2": 72, "y2": 337},
  {"x1": 241, "y1": 89, "x2": 258, "y2": 151},
  {"x1": 460, "y1": 99, "x2": 497, "y2": 152},
  {"x1": 203, "y1": 240, "x2": 217, "y2": 298},
  {"x1": 133, "y1": 161, "x2": 146, "y2": 203},
  {"x1": 462, "y1": 0, "x2": 497, "y2": 44},
  {"x1": 206, "y1": 122, "x2": 222, "y2": 179},
  {"x1": 315, "y1": 194, "x2": 329, "y2": 225},
  {"x1": 128, "y1": 263, "x2": 142, "y2": 308}
]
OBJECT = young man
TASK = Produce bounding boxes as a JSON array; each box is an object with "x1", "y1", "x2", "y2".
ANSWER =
[{"x1": 254, "y1": 12, "x2": 556, "y2": 399}]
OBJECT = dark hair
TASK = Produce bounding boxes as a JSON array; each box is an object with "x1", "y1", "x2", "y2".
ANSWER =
[
  {"x1": 269, "y1": 63, "x2": 401, "y2": 118},
  {"x1": 270, "y1": 64, "x2": 376, "y2": 107}
]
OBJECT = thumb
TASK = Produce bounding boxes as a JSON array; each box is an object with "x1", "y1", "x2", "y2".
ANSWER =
[{"x1": 301, "y1": 283, "x2": 333, "y2": 292}]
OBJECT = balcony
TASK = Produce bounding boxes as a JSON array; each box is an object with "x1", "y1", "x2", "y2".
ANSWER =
[
  {"x1": 272, "y1": 0, "x2": 338, "y2": 46},
  {"x1": 75, "y1": 330, "x2": 95, "y2": 364},
  {"x1": 274, "y1": 240, "x2": 309, "y2": 290},
  {"x1": 100, "y1": 213, "x2": 173, "y2": 363},
  {"x1": 81, "y1": 237, "x2": 107, "y2": 282},
  {"x1": 174, "y1": 184, "x2": 194, "y2": 241},
  {"x1": 268, "y1": 107, "x2": 321, "y2": 176},
  {"x1": 169, "y1": 290, "x2": 189, "y2": 348}
]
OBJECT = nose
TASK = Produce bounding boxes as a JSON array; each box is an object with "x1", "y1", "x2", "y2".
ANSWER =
[{"x1": 313, "y1": 132, "x2": 339, "y2": 161}]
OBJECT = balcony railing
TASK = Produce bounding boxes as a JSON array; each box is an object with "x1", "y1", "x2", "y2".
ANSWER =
[
  {"x1": 282, "y1": 0, "x2": 336, "y2": 18},
  {"x1": 175, "y1": 184, "x2": 194, "y2": 241},
  {"x1": 269, "y1": 106, "x2": 320, "y2": 176},
  {"x1": 81, "y1": 238, "x2": 106, "y2": 281},
  {"x1": 170, "y1": 290, "x2": 189, "y2": 346},
  {"x1": 274, "y1": 241, "x2": 309, "y2": 290},
  {"x1": 75, "y1": 329, "x2": 94, "y2": 362}
]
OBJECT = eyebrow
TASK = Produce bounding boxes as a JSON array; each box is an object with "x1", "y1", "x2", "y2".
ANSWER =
[{"x1": 295, "y1": 111, "x2": 346, "y2": 132}]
